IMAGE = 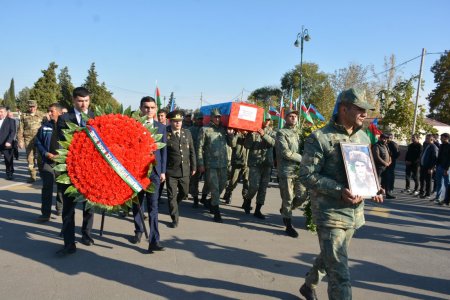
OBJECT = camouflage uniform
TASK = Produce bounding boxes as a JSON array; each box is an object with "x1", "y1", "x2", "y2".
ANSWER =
[
  {"x1": 223, "y1": 132, "x2": 249, "y2": 203},
  {"x1": 18, "y1": 101, "x2": 46, "y2": 181},
  {"x1": 188, "y1": 112, "x2": 209, "y2": 205},
  {"x1": 275, "y1": 122, "x2": 305, "y2": 220},
  {"x1": 197, "y1": 109, "x2": 232, "y2": 220},
  {"x1": 244, "y1": 126, "x2": 275, "y2": 207},
  {"x1": 299, "y1": 88, "x2": 375, "y2": 300}
]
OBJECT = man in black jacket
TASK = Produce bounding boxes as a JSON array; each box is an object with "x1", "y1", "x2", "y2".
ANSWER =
[
  {"x1": 403, "y1": 134, "x2": 422, "y2": 195},
  {"x1": 435, "y1": 133, "x2": 450, "y2": 205},
  {"x1": 386, "y1": 133, "x2": 400, "y2": 198},
  {"x1": 372, "y1": 133, "x2": 393, "y2": 198},
  {"x1": 35, "y1": 103, "x2": 64, "y2": 221},
  {"x1": 0, "y1": 106, "x2": 16, "y2": 180},
  {"x1": 56, "y1": 87, "x2": 95, "y2": 256},
  {"x1": 165, "y1": 110, "x2": 196, "y2": 228},
  {"x1": 419, "y1": 134, "x2": 439, "y2": 199}
]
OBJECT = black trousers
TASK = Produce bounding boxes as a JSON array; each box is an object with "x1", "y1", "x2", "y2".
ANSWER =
[
  {"x1": 166, "y1": 175, "x2": 189, "y2": 223},
  {"x1": 405, "y1": 164, "x2": 419, "y2": 191},
  {"x1": 60, "y1": 183, "x2": 94, "y2": 246},
  {"x1": 419, "y1": 167, "x2": 432, "y2": 196},
  {"x1": 1, "y1": 148, "x2": 14, "y2": 175},
  {"x1": 385, "y1": 164, "x2": 396, "y2": 192},
  {"x1": 40, "y1": 163, "x2": 63, "y2": 217}
]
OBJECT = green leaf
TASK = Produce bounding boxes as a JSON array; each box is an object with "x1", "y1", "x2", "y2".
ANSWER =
[
  {"x1": 66, "y1": 122, "x2": 79, "y2": 131},
  {"x1": 105, "y1": 104, "x2": 113, "y2": 114},
  {"x1": 81, "y1": 111, "x2": 90, "y2": 122},
  {"x1": 64, "y1": 185, "x2": 78, "y2": 196},
  {"x1": 53, "y1": 164, "x2": 67, "y2": 172},
  {"x1": 145, "y1": 182, "x2": 156, "y2": 193},
  {"x1": 156, "y1": 142, "x2": 166, "y2": 150},
  {"x1": 74, "y1": 195, "x2": 86, "y2": 203},
  {"x1": 131, "y1": 110, "x2": 141, "y2": 120},
  {"x1": 147, "y1": 164, "x2": 154, "y2": 177},
  {"x1": 95, "y1": 106, "x2": 103, "y2": 117},
  {"x1": 123, "y1": 106, "x2": 132, "y2": 116},
  {"x1": 63, "y1": 133, "x2": 73, "y2": 143},
  {"x1": 140, "y1": 116, "x2": 148, "y2": 124},
  {"x1": 119, "y1": 103, "x2": 124, "y2": 114},
  {"x1": 56, "y1": 173, "x2": 71, "y2": 184},
  {"x1": 152, "y1": 133, "x2": 162, "y2": 142},
  {"x1": 59, "y1": 141, "x2": 71, "y2": 149},
  {"x1": 52, "y1": 156, "x2": 67, "y2": 164},
  {"x1": 56, "y1": 149, "x2": 68, "y2": 156}
]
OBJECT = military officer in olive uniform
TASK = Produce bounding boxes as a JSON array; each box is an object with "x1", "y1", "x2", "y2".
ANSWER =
[
  {"x1": 188, "y1": 112, "x2": 209, "y2": 207},
  {"x1": 243, "y1": 113, "x2": 276, "y2": 219},
  {"x1": 18, "y1": 100, "x2": 46, "y2": 182},
  {"x1": 298, "y1": 88, "x2": 384, "y2": 300},
  {"x1": 275, "y1": 109, "x2": 306, "y2": 238},
  {"x1": 222, "y1": 130, "x2": 249, "y2": 204},
  {"x1": 166, "y1": 110, "x2": 196, "y2": 228},
  {"x1": 197, "y1": 108, "x2": 233, "y2": 222}
]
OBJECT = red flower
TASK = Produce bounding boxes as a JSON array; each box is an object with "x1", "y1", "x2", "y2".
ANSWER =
[{"x1": 66, "y1": 114, "x2": 156, "y2": 207}]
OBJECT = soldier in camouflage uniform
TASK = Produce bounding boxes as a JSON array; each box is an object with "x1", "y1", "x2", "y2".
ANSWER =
[
  {"x1": 18, "y1": 100, "x2": 45, "y2": 182},
  {"x1": 298, "y1": 88, "x2": 384, "y2": 300},
  {"x1": 222, "y1": 131, "x2": 249, "y2": 204},
  {"x1": 243, "y1": 113, "x2": 275, "y2": 219},
  {"x1": 197, "y1": 108, "x2": 233, "y2": 222},
  {"x1": 188, "y1": 112, "x2": 209, "y2": 208},
  {"x1": 275, "y1": 109, "x2": 305, "y2": 238}
]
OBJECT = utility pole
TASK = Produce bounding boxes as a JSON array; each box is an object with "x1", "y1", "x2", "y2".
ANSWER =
[
  {"x1": 412, "y1": 48, "x2": 426, "y2": 135},
  {"x1": 200, "y1": 92, "x2": 203, "y2": 107}
]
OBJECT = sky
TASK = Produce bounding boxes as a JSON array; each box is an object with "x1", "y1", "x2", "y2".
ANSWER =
[{"x1": 0, "y1": 0, "x2": 449, "y2": 111}]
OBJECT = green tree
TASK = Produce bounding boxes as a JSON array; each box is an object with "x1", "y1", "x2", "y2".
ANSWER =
[
  {"x1": 378, "y1": 76, "x2": 434, "y2": 142},
  {"x1": 82, "y1": 63, "x2": 121, "y2": 111},
  {"x1": 58, "y1": 66, "x2": 74, "y2": 109},
  {"x1": 16, "y1": 87, "x2": 31, "y2": 112},
  {"x1": 247, "y1": 86, "x2": 282, "y2": 110},
  {"x1": 30, "y1": 62, "x2": 61, "y2": 110},
  {"x1": 2, "y1": 78, "x2": 17, "y2": 110},
  {"x1": 329, "y1": 63, "x2": 378, "y2": 115},
  {"x1": 427, "y1": 51, "x2": 450, "y2": 124},
  {"x1": 281, "y1": 62, "x2": 336, "y2": 120}
]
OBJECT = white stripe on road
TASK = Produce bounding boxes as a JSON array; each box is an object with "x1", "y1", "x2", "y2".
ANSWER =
[{"x1": 0, "y1": 181, "x2": 26, "y2": 191}]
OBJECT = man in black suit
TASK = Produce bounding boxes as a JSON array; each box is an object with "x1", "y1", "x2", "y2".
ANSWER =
[
  {"x1": 129, "y1": 96, "x2": 167, "y2": 253},
  {"x1": 56, "y1": 87, "x2": 95, "y2": 256},
  {"x1": 0, "y1": 106, "x2": 16, "y2": 180},
  {"x1": 165, "y1": 110, "x2": 196, "y2": 228}
]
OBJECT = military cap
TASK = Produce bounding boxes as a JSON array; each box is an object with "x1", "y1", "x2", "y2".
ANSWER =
[
  {"x1": 28, "y1": 100, "x2": 37, "y2": 107},
  {"x1": 284, "y1": 109, "x2": 299, "y2": 117},
  {"x1": 337, "y1": 88, "x2": 375, "y2": 110},
  {"x1": 167, "y1": 110, "x2": 184, "y2": 121},
  {"x1": 194, "y1": 112, "x2": 204, "y2": 119},
  {"x1": 380, "y1": 133, "x2": 389, "y2": 139},
  {"x1": 185, "y1": 112, "x2": 192, "y2": 117},
  {"x1": 210, "y1": 108, "x2": 222, "y2": 117}
]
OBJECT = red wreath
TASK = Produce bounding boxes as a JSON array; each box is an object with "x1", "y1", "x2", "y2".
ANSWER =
[{"x1": 65, "y1": 114, "x2": 157, "y2": 206}]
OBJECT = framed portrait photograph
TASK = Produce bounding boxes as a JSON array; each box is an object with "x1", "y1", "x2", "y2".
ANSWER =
[{"x1": 340, "y1": 143, "x2": 380, "y2": 198}]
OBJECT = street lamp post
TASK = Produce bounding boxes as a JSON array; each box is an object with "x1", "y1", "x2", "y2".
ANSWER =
[{"x1": 294, "y1": 26, "x2": 311, "y2": 109}]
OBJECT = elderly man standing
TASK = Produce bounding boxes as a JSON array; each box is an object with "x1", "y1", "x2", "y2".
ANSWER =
[
  {"x1": 18, "y1": 100, "x2": 45, "y2": 182},
  {"x1": 298, "y1": 88, "x2": 383, "y2": 300},
  {"x1": 197, "y1": 108, "x2": 233, "y2": 222},
  {"x1": 0, "y1": 106, "x2": 16, "y2": 180}
]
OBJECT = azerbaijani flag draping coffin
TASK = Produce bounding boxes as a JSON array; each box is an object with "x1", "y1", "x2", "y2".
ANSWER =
[{"x1": 200, "y1": 102, "x2": 264, "y2": 132}]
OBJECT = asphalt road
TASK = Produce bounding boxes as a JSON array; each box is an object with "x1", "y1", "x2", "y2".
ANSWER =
[{"x1": 1, "y1": 157, "x2": 449, "y2": 299}]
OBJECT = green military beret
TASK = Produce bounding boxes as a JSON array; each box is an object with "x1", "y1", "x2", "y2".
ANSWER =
[{"x1": 210, "y1": 108, "x2": 222, "y2": 117}]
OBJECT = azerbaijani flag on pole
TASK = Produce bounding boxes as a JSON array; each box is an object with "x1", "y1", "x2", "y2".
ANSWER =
[
  {"x1": 269, "y1": 106, "x2": 280, "y2": 117},
  {"x1": 365, "y1": 118, "x2": 382, "y2": 144},
  {"x1": 278, "y1": 96, "x2": 285, "y2": 129},
  {"x1": 308, "y1": 104, "x2": 325, "y2": 121},
  {"x1": 155, "y1": 86, "x2": 162, "y2": 110},
  {"x1": 300, "y1": 101, "x2": 314, "y2": 124}
]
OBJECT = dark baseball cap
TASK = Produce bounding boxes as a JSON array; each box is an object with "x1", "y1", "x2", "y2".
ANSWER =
[{"x1": 338, "y1": 88, "x2": 375, "y2": 110}]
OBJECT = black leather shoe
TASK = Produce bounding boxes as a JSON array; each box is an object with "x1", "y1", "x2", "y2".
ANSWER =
[
  {"x1": 37, "y1": 215, "x2": 50, "y2": 222},
  {"x1": 148, "y1": 243, "x2": 165, "y2": 253},
  {"x1": 386, "y1": 194, "x2": 396, "y2": 199},
  {"x1": 299, "y1": 284, "x2": 318, "y2": 300},
  {"x1": 170, "y1": 221, "x2": 178, "y2": 228},
  {"x1": 129, "y1": 232, "x2": 142, "y2": 244},
  {"x1": 56, "y1": 244, "x2": 77, "y2": 256},
  {"x1": 6, "y1": 173, "x2": 14, "y2": 180},
  {"x1": 80, "y1": 235, "x2": 94, "y2": 246}
]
